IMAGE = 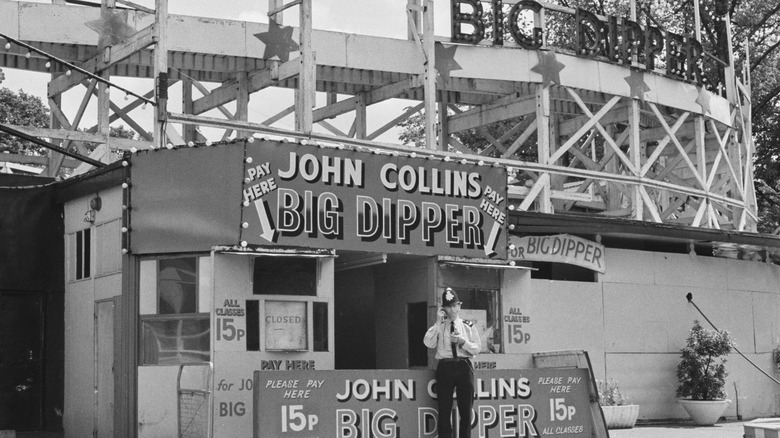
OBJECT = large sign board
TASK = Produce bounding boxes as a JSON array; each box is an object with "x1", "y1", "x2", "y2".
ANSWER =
[
  {"x1": 240, "y1": 141, "x2": 508, "y2": 258},
  {"x1": 450, "y1": 0, "x2": 712, "y2": 86},
  {"x1": 253, "y1": 368, "x2": 592, "y2": 437},
  {"x1": 508, "y1": 234, "x2": 606, "y2": 273}
]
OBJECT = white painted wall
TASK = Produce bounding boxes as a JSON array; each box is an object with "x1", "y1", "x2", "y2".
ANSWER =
[
  {"x1": 62, "y1": 187, "x2": 123, "y2": 438},
  {"x1": 522, "y1": 248, "x2": 780, "y2": 421}
]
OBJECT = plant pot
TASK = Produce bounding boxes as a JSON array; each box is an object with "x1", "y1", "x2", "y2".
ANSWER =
[
  {"x1": 601, "y1": 404, "x2": 639, "y2": 429},
  {"x1": 677, "y1": 399, "x2": 731, "y2": 426}
]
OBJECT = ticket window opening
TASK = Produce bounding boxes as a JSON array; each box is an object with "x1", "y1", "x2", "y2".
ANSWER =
[
  {"x1": 244, "y1": 255, "x2": 329, "y2": 353},
  {"x1": 334, "y1": 252, "x2": 428, "y2": 370}
]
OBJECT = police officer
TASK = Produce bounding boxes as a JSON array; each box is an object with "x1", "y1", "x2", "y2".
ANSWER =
[{"x1": 423, "y1": 287, "x2": 480, "y2": 438}]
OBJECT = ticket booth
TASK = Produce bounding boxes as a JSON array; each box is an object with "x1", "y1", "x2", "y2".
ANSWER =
[{"x1": 123, "y1": 137, "x2": 560, "y2": 437}]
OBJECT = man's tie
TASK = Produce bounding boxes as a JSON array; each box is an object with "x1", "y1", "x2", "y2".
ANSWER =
[{"x1": 450, "y1": 321, "x2": 458, "y2": 358}]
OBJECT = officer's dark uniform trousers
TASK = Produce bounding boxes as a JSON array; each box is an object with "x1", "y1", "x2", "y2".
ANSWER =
[{"x1": 436, "y1": 357, "x2": 474, "y2": 438}]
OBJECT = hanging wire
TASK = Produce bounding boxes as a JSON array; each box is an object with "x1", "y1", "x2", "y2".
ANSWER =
[
  {"x1": 0, "y1": 31, "x2": 156, "y2": 106},
  {"x1": 686, "y1": 292, "x2": 780, "y2": 386}
]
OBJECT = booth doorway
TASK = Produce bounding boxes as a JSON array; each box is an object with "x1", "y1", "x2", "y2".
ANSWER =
[
  {"x1": 94, "y1": 298, "x2": 116, "y2": 438},
  {"x1": 334, "y1": 252, "x2": 430, "y2": 370},
  {"x1": 334, "y1": 256, "x2": 377, "y2": 370},
  {"x1": 407, "y1": 302, "x2": 428, "y2": 367},
  {"x1": 0, "y1": 292, "x2": 44, "y2": 431}
]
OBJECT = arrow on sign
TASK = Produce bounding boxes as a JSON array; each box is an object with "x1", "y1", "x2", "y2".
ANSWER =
[
  {"x1": 254, "y1": 199, "x2": 278, "y2": 243},
  {"x1": 484, "y1": 221, "x2": 501, "y2": 257}
]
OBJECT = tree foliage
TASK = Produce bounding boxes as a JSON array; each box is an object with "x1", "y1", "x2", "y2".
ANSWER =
[{"x1": 0, "y1": 88, "x2": 50, "y2": 155}]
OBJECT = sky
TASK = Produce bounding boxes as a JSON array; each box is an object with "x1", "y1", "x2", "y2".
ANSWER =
[{"x1": 2, "y1": 0, "x2": 455, "y2": 145}]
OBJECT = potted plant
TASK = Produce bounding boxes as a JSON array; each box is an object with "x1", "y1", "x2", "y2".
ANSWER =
[
  {"x1": 597, "y1": 379, "x2": 639, "y2": 429},
  {"x1": 676, "y1": 320, "x2": 733, "y2": 426}
]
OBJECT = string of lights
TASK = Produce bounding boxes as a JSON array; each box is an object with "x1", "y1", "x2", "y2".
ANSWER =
[{"x1": 0, "y1": 31, "x2": 156, "y2": 106}]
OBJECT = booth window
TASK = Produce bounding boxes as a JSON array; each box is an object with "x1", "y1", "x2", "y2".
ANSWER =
[
  {"x1": 438, "y1": 263, "x2": 503, "y2": 354},
  {"x1": 253, "y1": 257, "x2": 316, "y2": 295},
  {"x1": 245, "y1": 256, "x2": 327, "y2": 352},
  {"x1": 531, "y1": 262, "x2": 596, "y2": 282},
  {"x1": 453, "y1": 287, "x2": 502, "y2": 354},
  {"x1": 141, "y1": 256, "x2": 210, "y2": 365},
  {"x1": 71, "y1": 228, "x2": 91, "y2": 281}
]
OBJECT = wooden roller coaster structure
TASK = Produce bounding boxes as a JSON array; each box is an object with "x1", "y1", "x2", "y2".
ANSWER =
[{"x1": 0, "y1": 0, "x2": 757, "y2": 231}]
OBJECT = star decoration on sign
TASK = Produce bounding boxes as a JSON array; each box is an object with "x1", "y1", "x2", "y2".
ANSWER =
[
  {"x1": 254, "y1": 20, "x2": 300, "y2": 63},
  {"x1": 530, "y1": 50, "x2": 566, "y2": 87},
  {"x1": 434, "y1": 43, "x2": 462, "y2": 83},
  {"x1": 86, "y1": 9, "x2": 136, "y2": 47},
  {"x1": 624, "y1": 69, "x2": 651, "y2": 101},
  {"x1": 695, "y1": 86, "x2": 712, "y2": 115}
]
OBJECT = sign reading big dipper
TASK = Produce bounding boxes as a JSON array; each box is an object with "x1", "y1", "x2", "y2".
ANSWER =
[
  {"x1": 253, "y1": 368, "x2": 592, "y2": 437},
  {"x1": 240, "y1": 141, "x2": 507, "y2": 258}
]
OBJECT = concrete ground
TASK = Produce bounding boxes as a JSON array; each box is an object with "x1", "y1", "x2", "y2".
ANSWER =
[
  {"x1": 4, "y1": 420, "x2": 763, "y2": 438},
  {"x1": 610, "y1": 420, "x2": 748, "y2": 438}
]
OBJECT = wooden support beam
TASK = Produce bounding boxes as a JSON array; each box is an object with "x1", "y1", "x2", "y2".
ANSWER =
[
  {"x1": 640, "y1": 112, "x2": 689, "y2": 176},
  {"x1": 422, "y1": 0, "x2": 436, "y2": 150},
  {"x1": 535, "y1": 84, "x2": 552, "y2": 213},
  {"x1": 182, "y1": 78, "x2": 196, "y2": 142},
  {"x1": 48, "y1": 98, "x2": 89, "y2": 155},
  {"x1": 2, "y1": 152, "x2": 80, "y2": 169},
  {"x1": 312, "y1": 75, "x2": 423, "y2": 123},
  {"x1": 237, "y1": 71, "x2": 250, "y2": 138},
  {"x1": 354, "y1": 93, "x2": 367, "y2": 139},
  {"x1": 296, "y1": 0, "x2": 314, "y2": 134},
  {"x1": 501, "y1": 117, "x2": 537, "y2": 159},
  {"x1": 367, "y1": 102, "x2": 424, "y2": 141},
  {"x1": 1, "y1": 123, "x2": 150, "y2": 150},
  {"x1": 45, "y1": 91, "x2": 65, "y2": 177},
  {"x1": 268, "y1": 0, "x2": 302, "y2": 17},
  {"x1": 629, "y1": 100, "x2": 642, "y2": 220},
  {"x1": 438, "y1": 102, "x2": 449, "y2": 150},
  {"x1": 318, "y1": 120, "x2": 348, "y2": 137},
  {"x1": 448, "y1": 94, "x2": 536, "y2": 133},
  {"x1": 192, "y1": 59, "x2": 299, "y2": 115},
  {"x1": 154, "y1": 0, "x2": 168, "y2": 149},
  {"x1": 262, "y1": 105, "x2": 295, "y2": 126},
  {"x1": 648, "y1": 103, "x2": 706, "y2": 189},
  {"x1": 47, "y1": 24, "x2": 157, "y2": 97},
  {"x1": 549, "y1": 95, "x2": 621, "y2": 164}
]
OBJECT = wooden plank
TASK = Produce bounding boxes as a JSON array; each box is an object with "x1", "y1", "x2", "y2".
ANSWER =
[
  {"x1": 501, "y1": 118, "x2": 537, "y2": 158},
  {"x1": 355, "y1": 93, "x2": 366, "y2": 139},
  {"x1": 448, "y1": 94, "x2": 536, "y2": 133},
  {"x1": 519, "y1": 173, "x2": 550, "y2": 211},
  {"x1": 710, "y1": 120, "x2": 742, "y2": 195},
  {"x1": 549, "y1": 95, "x2": 621, "y2": 164},
  {"x1": 47, "y1": 24, "x2": 156, "y2": 97},
  {"x1": 192, "y1": 59, "x2": 299, "y2": 115},
  {"x1": 640, "y1": 112, "x2": 689, "y2": 176},
  {"x1": 629, "y1": 100, "x2": 642, "y2": 220},
  {"x1": 153, "y1": 0, "x2": 168, "y2": 149},
  {"x1": 0, "y1": 123, "x2": 150, "y2": 150},
  {"x1": 422, "y1": 0, "x2": 436, "y2": 149},
  {"x1": 367, "y1": 102, "x2": 423, "y2": 141},
  {"x1": 639, "y1": 186, "x2": 663, "y2": 222},
  {"x1": 296, "y1": 0, "x2": 314, "y2": 133},
  {"x1": 237, "y1": 71, "x2": 250, "y2": 138},
  {"x1": 2, "y1": 152, "x2": 79, "y2": 169},
  {"x1": 535, "y1": 84, "x2": 552, "y2": 212},
  {"x1": 648, "y1": 103, "x2": 706, "y2": 189}
]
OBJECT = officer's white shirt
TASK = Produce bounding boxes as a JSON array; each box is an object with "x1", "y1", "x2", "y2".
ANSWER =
[{"x1": 423, "y1": 317, "x2": 481, "y2": 360}]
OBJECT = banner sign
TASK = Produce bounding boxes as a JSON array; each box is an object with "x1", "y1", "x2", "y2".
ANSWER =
[
  {"x1": 240, "y1": 141, "x2": 507, "y2": 258},
  {"x1": 451, "y1": 0, "x2": 710, "y2": 86},
  {"x1": 253, "y1": 368, "x2": 592, "y2": 437},
  {"x1": 507, "y1": 234, "x2": 606, "y2": 273}
]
